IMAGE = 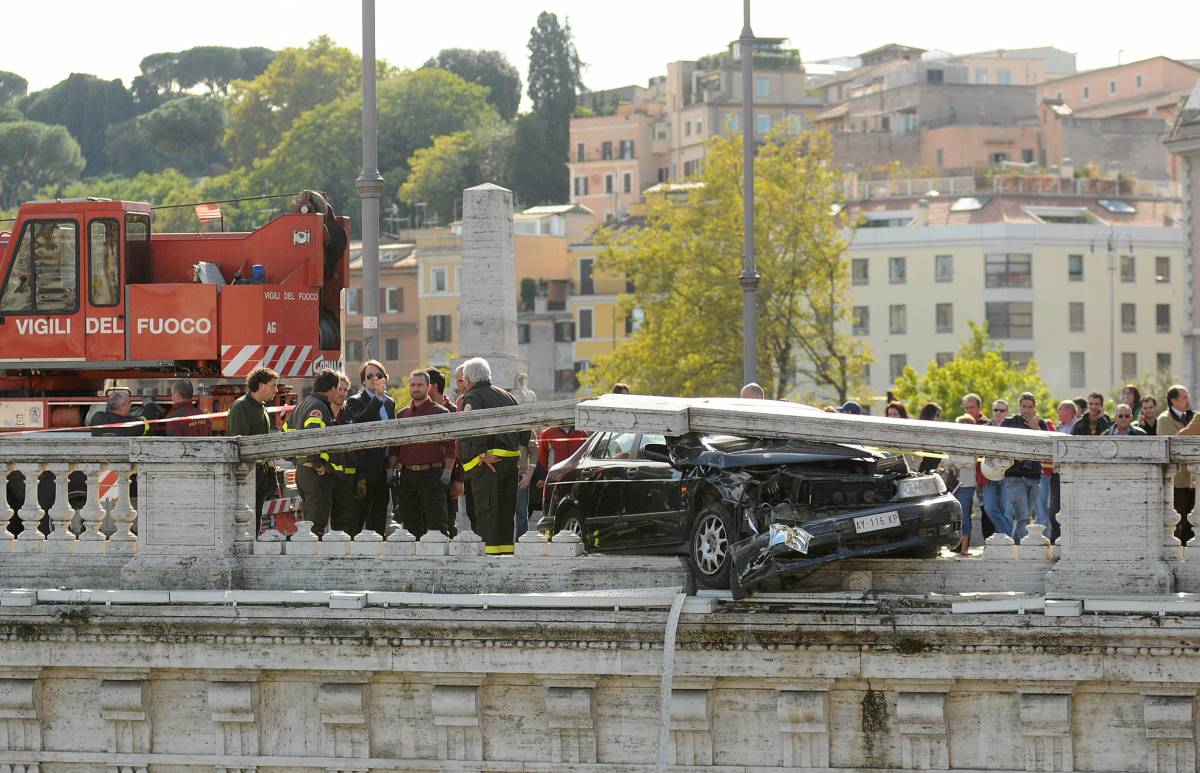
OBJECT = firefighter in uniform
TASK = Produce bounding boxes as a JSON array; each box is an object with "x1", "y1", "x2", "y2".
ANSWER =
[
  {"x1": 457, "y1": 357, "x2": 527, "y2": 554},
  {"x1": 284, "y1": 368, "x2": 356, "y2": 536},
  {"x1": 227, "y1": 367, "x2": 280, "y2": 535}
]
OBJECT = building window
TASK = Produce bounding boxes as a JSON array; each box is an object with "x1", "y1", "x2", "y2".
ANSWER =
[
  {"x1": 657, "y1": 168, "x2": 669, "y2": 183},
  {"x1": 889, "y1": 354, "x2": 907, "y2": 381},
  {"x1": 1069, "y1": 302, "x2": 1085, "y2": 332},
  {"x1": 1158, "y1": 353, "x2": 1172, "y2": 372},
  {"x1": 851, "y1": 258, "x2": 869, "y2": 285},
  {"x1": 1022, "y1": 148, "x2": 1035, "y2": 163},
  {"x1": 1083, "y1": 85, "x2": 1090, "y2": 100},
  {"x1": 578, "y1": 308, "x2": 594, "y2": 339},
  {"x1": 935, "y1": 303, "x2": 953, "y2": 334},
  {"x1": 427, "y1": 314, "x2": 451, "y2": 343},
  {"x1": 888, "y1": 256, "x2": 906, "y2": 284},
  {"x1": 685, "y1": 121, "x2": 691, "y2": 137},
  {"x1": 696, "y1": 120, "x2": 703, "y2": 136},
  {"x1": 1156, "y1": 256, "x2": 1171, "y2": 282},
  {"x1": 554, "y1": 321, "x2": 575, "y2": 342},
  {"x1": 989, "y1": 151, "x2": 1010, "y2": 165},
  {"x1": 1120, "y1": 254, "x2": 1135, "y2": 282},
  {"x1": 1002, "y1": 352, "x2": 1033, "y2": 369},
  {"x1": 601, "y1": 141, "x2": 613, "y2": 160},
  {"x1": 346, "y1": 340, "x2": 363, "y2": 362},
  {"x1": 936, "y1": 352, "x2": 954, "y2": 367},
  {"x1": 986, "y1": 301, "x2": 1033, "y2": 338},
  {"x1": 998, "y1": 69, "x2": 1011, "y2": 85},
  {"x1": 576, "y1": 142, "x2": 585, "y2": 162},
  {"x1": 384, "y1": 338, "x2": 399, "y2": 361},
  {"x1": 623, "y1": 172, "x2": 632, "y2": 194},
  {"x1": 517, "y1": 323, "x2": 530, "y2": 344},
  {"x1": 1136, "y1": 74, "x2": 1143, "y2": 90},
  {"x1": 1068, "y1": 254, "x2": 1084, "y2": 281},
  {"x1": 1157, "y1": 303, "x2": 1171, "y2": 333},
  {"x1": 574, "y1": 177, "x2": 588, "y2": 196},
  {"x1": 755, "y1": 113, "x2": 771, "y2": 135},
  {"x1": 555, "y1": 369, "x2": 577, "y2": 392},
  {"x1": 936, "y1": 148, "x2": 944, "y2": 168},
  {"x1": 1122, "y1": 352, "x2": 1137, "y2": 380},
  {"x1": 756, "y1": 76, "x2": 770, "y2": 97},
  {"x1": 975, "y1": 69, "x2": 988, "y2": 84},
  {"x1": 604, "y1": 174, "x2": 613, "y2": 194},
  {"x1": 1109, "y1": 79, "x2": 1117, "y2": 95},
  {"x1": 619, "y1": 139, "x2": 634, "y2": 159},
  {"x1": 345, "y1": 288, "x2": 361, "y2": 315},
  {"x1": 385, "y1": 287, "x2": 402, "y2": 313},
  {"x1": 889, "y1": 304, "x2": 907, "y2": 335},
  {"x1": 852, "y1": 306, "x2": 869, "y2": 336},
  {"x1": 1070, "y1": 352, "x2": 1086, "y2": 388},
  {"x1": 432, "y1": 267, "x2": 447, "y2": 293},
  {"x1": 579, "y1": 258, "x2": 594, "y2": 295},
  {"x1": 926, "y1": 69, "x2": 943, "y2": 83},
  {"x1": 935, "y1": 254, "x2": 953, "y2": 282},
  {"x1": 1121, "y1": 303, "x2": 1136, "y2": 333},
  {"x1": 985, "y1": 253, "x2": 1032, "y2": 288}
]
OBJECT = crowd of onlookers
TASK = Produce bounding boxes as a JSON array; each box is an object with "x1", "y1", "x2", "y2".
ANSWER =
[{"x1": 819, "y1": 384, "x2": 1199, "y2": 553}]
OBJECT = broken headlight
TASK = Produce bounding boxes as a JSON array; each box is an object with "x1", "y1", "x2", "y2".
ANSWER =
[
  {"x1": 768, "y1": 522, "x2": 812, "y2": 554},
  {"x1": 894, "y1": 474, "x2": 947, "y2": 500}
]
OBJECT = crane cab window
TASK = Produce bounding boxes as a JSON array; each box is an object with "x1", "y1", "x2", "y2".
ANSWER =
[
  {"x1": 89, "y1": 219, "x2": 120, "y2": 306},
  {"x1": 0, "y1": 220, "x2": 79, "y2": 313},
  {"x1": 125, "y1": 213, "x2": 150, "y2": 284}
]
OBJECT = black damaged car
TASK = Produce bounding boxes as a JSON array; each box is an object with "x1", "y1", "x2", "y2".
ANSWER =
[{"x1": 537, "y1": 429, "x2": 961, "y2": 597}]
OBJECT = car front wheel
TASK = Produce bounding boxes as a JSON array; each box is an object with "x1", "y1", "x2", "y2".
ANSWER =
[
  {"x1": 688, "y1": 503, "x2": 735, "y2": 589},
  {"x1": 559, "y1": 513, "x2": 585, "y2": 543}
]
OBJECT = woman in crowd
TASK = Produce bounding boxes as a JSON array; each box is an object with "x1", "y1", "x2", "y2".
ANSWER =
[
  {"x1": 885, "y1": 401, "x2": 909, "y2": 419},
  {"x1": 1122, "y1": 384, "x2": 1143, "y2": 412},
  {"x1": 948, "y1": 415, "x2": 979, "y2": 554},
  {"x1": 916, "y1": 403, "x2": 944, "y2": 473}
]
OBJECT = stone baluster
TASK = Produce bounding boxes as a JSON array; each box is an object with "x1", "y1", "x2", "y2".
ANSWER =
[
  {"x1": 233, "y1": 463, "x2": 256, "y2": 555},
  {"x1": 74, "y1": 464, "x2": 109, "y2": 554},
  {"x1": 106, "y1": 464, "x2": 137, "y2": 554},
  {"x1": 1187, "y1": 463, "x2": 1200, "y2": 550},
  {"x1": 43, "y1": 463, "x2": 78, "y2": 552},
  {"x1": 1, "y1": 463, "x2": 14, "y2": 551},
  {"x1": 1165, "y1": 465, "x2": 1184, "y2": 560},
  {"x1": 12, "y1": 464, "x2": 44, "y2": 553},
  {"x1": 1017, "y1": 522, "x2": 1053, "y2": 561},
  {"x1": 382, "y1": 523, "x2": 416, "y2": 557}
]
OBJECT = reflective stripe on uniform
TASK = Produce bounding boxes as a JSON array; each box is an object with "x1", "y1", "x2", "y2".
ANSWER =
[
  {"x1": 462, "y1": 447, "x2": 521, "y2": 472},
  {"x1": 303, "y1": 417, "x2": 326, "y2": 428}
]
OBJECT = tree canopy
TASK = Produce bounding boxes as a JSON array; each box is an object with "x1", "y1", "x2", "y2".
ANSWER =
[
  {"x1": 135, "y1": 46, "x2": 275, "y2": 102},
  {"x1": 0, "y1": 121, "x2": 85, "y2": 209},
  {"x1": 20, "y1": 74, "x2": 134, "y2": 175},
  {"x1": 51, "y1": 169, "x2": 203, "y2": 231},
  {"x1": 580, "y1": 129, "x2": 872, "y2": 402},
  {"x1": 223, "y1": 36, "x2": 361, "y2": 169},
  {"x1": 424, "y1": 49, "x2": 522, "y2": 121},
  {"x1": 398, "y1": 119, "x2": 514, "y2": 222},
  {"x1": 526, "y1": 12, "x2": 582, "y2": 203},
  {"x1": 0, "y1": 71, "x2": 27, "y2": 104},
  {"x1": 893, "y1": 322, "x2": 1054, "y2": 417}
]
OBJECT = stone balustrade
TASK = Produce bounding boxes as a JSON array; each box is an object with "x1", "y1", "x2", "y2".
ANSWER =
[{"x1": 5, "y1": 394, "x2": 1200, "y2": 596}]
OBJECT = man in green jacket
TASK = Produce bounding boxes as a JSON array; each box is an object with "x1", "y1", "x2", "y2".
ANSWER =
[{"x1": 227, "y1": 367, "x2": 279, "y2": 535}]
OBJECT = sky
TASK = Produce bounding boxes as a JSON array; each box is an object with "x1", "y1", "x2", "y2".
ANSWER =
[{"x1": 2, "y1": 0, "x2": 1196, "y2": 96}]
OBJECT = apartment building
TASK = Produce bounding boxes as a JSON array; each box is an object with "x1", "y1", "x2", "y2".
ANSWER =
[
  {"x1": 342, "y1": 242, "x2": 420, "y2": 384},
  {"x1": 567, "y1": 219, "x2": 641, "y2": 391},
  {"x1": 1039, "y1": 57, "x2": 1200, "y2": 121},
  {"x1": 568, "y1": 37, "x2": 820, "y2": 223},
  {"x1": 843, "y1": 190, "x2": 1184, "y2": 401}
]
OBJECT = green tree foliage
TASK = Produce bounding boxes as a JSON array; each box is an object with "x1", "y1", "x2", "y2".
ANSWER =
[
  {"x1": 399, "y1": 119, "x2": 514, "y2": 222},
  {"x1": 250, "y1": 68, "x2": 496, "y2": 234},
  {"x1": 52, "y1": 169, "x2": 202, "y2": 231},
  {"x1": 580, "y1": 129, "x2": 872, "y2": 402},
  {"x1": 0, "y1": 104, "x2": 22, "y2": 123},
  {"x1": 223, "y1": 36, "x2": 361, "y2": 169},
  {"x1": 893, "y1": 322, "x2": 1054, "y2": 417},
  {"x1": 0, "y1": 71, "x2": 27, "y2": 104},
  {"x1": 20, "y1": 74, "x2": 134, "y2": 175},
  {"x1": 526, "y1": 12, "x2": 582, "y2": 202},
  {"x1": 507, "y1": 112, "x2": 560, "y2": 207},
  {"x1": 175, "y1": 46, "x2": 275, "y2": 95},
  {"x1": 137, "y1": 95, "x2": 227, "y2": 174},
  {"x1": 0, "y1": 121, "x2": 85, "y2": 208},
  {"x1": 424, "y1": 48, "x2": 522, "y2": 120}
]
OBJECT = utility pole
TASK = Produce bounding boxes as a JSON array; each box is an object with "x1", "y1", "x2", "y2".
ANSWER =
[
  {"x1": 357, "y1": 0, "x2": 384, "y2": 361},
  {"x1": 739, "y1": 0, "x2": 760, "y2": 386}
]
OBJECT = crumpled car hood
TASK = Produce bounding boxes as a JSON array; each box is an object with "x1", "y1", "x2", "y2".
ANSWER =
[{"x1": 668, "y1": 433, "x2": 880, "y2": 469}]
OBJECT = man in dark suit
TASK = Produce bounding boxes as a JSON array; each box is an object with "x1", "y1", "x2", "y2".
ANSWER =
[{"x1": 345, "y1": 359, "x2": 396, "y2": 535}]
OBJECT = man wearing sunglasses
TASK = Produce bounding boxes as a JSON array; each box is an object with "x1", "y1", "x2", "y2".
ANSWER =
[{"x1": 345, "y1": 359, "x2": 397, "y2": 536}]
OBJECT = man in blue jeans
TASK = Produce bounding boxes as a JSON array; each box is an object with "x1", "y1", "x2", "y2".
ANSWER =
[
  {"x1": 1000, "y1": 392, "x2": 1050, "y2": 542},
  {"x1": 980, "y1": 398, "x2": 1013, "y2": 539}
]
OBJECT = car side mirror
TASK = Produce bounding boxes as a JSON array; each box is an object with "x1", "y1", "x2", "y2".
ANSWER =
[{"x1": 642, "y1": 443, "x2": 671, "y2": 463}]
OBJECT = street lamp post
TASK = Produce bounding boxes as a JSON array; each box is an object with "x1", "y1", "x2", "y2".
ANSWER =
[
  {"x1": 739, "y1": 0, "x2": 760, "y2": 387},
  {"x1": 357, "y1": 0, "x2": 385, "y2": 361}
]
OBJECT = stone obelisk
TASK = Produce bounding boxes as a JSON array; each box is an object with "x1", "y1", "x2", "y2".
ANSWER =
[{"x1": 455, "y1": 183, "x2": 527, "y2": 389}]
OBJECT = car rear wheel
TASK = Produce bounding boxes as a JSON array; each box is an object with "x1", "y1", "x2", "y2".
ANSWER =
[{"x1": 688, "y1": 503, "x2": 735, "y2": 590}]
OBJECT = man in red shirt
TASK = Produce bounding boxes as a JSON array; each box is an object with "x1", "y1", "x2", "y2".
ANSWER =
[
  {"x1": 165, "y1": 379, "x2": 211, "y2": 437},
  {"x1": 534, "y1": 424, "x2": 589, "y2": 512},
  {"x1": 391, "y1": 370, "x2": 456, "y2": 538}
]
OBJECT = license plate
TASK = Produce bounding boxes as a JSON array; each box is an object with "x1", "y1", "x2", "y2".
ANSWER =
[{"x1": 854, "y1": 511, "x2": 901, "y2": 534}]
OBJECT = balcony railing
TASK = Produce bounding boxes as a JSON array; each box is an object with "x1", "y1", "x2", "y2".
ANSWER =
[{"x1": 844, "y1": 175, "x2": 1182, "y2": 200}]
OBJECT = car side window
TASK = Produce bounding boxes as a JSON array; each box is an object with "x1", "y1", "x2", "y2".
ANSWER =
[
  {"x1": 637, "y1": 433, "x2": 667, "y2": 458},
  {"x1": 595, "y1": 432, "x2": 637, "y2": 460}
]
